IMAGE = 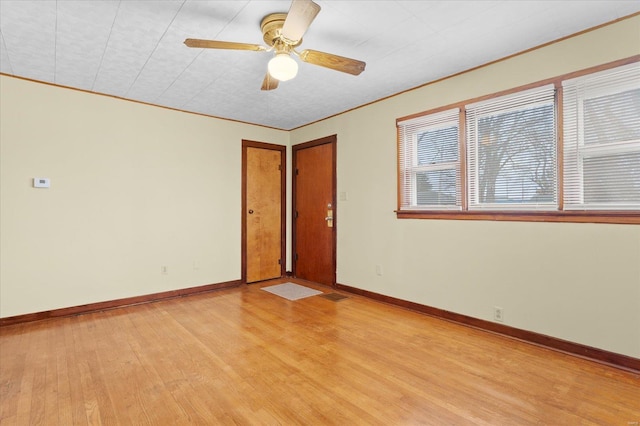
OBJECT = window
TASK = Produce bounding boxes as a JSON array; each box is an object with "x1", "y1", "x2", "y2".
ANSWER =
[
  {"x1": 563, "y1": 62, "x2": 640, "y2": 210},
  {"x1": 398, "y1": 108, "x2": 461, "y2": 210},
  {"x1": 466, "y1": 85, "x2": 556, "y2": 210},
  {"x1": 396, "y1": 58, "x2": 640, "y2": 223}
]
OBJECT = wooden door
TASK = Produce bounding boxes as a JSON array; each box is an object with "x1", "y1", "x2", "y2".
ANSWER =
[
  {"x1": 243, "y1": 141, "x2": 285, "y2": 283},
  {"x1": 293, "y1": 136, "x2": 336, "y2": 286}
]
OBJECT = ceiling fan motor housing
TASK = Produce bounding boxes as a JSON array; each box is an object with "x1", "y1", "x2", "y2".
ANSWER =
[{"x1": 261, "y1": 13, "x2": 302, "y2": 48}]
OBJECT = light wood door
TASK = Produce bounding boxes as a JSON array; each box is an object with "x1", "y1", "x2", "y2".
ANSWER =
[
  {"x1": 243, "y1": 141, "x2": 285, "y2": 283},
  {"x1": 292, "y1": 136, "x2": 336, "y2": 286}
]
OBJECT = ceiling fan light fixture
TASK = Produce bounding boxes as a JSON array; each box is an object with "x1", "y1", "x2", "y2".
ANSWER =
[{"x1": 268, "y1": 53, "x2": 298, "y2": 81}]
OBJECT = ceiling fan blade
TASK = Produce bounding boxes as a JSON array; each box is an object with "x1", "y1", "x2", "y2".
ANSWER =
[
  {"x1": 184, "y1": 38, "x2": 267, "y2": 51},
  {"x1": 298, "y1": 49, "x2": 366, "y2": 76},
  {"x1": 261, "y1": 72, "x2": 279, "y2": 91},
  {"x1": 281, "y1": 0, "x2": 321, "y2": 43}
]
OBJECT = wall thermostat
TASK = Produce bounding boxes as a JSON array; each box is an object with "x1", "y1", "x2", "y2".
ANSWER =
[{"x1": 33, "y1": 178, "x2": 51, "y2": 188}]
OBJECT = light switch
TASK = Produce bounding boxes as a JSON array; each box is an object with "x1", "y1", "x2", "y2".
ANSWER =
[{"x1": 33, "y1": 178, "x2": 50, "y2": 188}]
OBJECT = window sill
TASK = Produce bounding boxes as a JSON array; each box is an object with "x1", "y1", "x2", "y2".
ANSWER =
[{"x1": 395, "y1": 210, "x2": 640, "y2": 224}]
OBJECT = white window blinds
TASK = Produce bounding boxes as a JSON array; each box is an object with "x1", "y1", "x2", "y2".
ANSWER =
[
  {"x1": 398, "y1": 108, "x2": 461, "y2": 210},
  {"x1": 563, "y1": 62, "x2": 640, "y2": 210},
  {"x1": 466, "y1": 85, "x2": 557, "y2": 210}
]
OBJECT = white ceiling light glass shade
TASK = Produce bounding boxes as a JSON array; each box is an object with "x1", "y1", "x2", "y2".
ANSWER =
[{"x1": 268, "y1": 53, "x2": 299, "y2": 81}]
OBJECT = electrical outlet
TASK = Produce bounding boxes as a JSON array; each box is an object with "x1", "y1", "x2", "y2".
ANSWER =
[
  {"x1": 161, "y1": 266, "x2": 168, "y2": 275},
  {"x1": 494, "y1": 306, "x2": 504, "y2": 322}
]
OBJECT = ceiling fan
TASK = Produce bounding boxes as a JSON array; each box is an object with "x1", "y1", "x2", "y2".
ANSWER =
[{"x1": 184, "y1": 0, "x2": 366, "y2": 91}]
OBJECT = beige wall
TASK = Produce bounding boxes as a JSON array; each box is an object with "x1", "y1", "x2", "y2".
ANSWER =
[
  {"x1": 290, "y1": 15, "x2": 640, "y2": 358},
  {"x1": 1, "y1": 16, "x2": 638, "y2": 358},
  {"x1": 0, "y1": 77, "x2": 287, "y2": 317}
]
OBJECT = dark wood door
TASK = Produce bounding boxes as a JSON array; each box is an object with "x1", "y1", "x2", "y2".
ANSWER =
[
  {"x1": 243, "y1": 141, "x2": 286, "y2": 283},
  {"x1": 293, "y1": 136, "x2": 336, "y2": 286}
]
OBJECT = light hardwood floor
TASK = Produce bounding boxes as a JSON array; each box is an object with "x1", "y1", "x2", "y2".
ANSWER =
[{"x1": 1, "y1": 278, "x2": 639, "y2": 425}]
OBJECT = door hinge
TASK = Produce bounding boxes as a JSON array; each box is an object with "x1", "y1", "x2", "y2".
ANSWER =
[
  {"x1": 295, "y1": 169, "x2": 299, "y2": 175},
  {"x1": 295, "y1": 253, "x2": 299, "y2": 261},
  {"x1": 278, "y1": 164, "x2": 282, "y2": 171},
  {"x1": 278, "y1": 259, "x2": 282, "y2": 265}
]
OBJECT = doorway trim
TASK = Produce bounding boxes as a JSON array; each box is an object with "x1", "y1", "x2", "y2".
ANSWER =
[
  {"x1": 241, "y1": 140, "x2": 287, "y2": 283},
  {"x1": 292, "y1": 135, "x2": 337, "y2": 286}
]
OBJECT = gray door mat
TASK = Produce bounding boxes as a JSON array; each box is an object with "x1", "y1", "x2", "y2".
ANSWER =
[{"x1": 261, "y1": 283, "x2": 323, "y2": 301}]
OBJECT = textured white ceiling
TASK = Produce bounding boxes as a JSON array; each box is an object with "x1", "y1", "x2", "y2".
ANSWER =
[{"x1": 1, "y1": 1, "x2": 639, "y2": 130}]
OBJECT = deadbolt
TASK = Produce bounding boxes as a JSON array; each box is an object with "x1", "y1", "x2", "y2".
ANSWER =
[{"x1": 248, "y1": 209, "x2": 254, "y2": 214}]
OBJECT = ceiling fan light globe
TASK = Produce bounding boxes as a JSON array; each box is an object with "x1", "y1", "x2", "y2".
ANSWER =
[{"x1": 268, "y1": 53, "x2": 298, "y2": 81}]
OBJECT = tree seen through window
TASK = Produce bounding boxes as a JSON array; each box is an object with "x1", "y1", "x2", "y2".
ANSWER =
[{"x1": 476, "y1": 104, "x2": 555, "y2": 204}]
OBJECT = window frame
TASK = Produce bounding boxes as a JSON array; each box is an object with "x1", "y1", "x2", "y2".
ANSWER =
[
  {"x1": 465, "y1": 85, "x2": 558, "y2": 211},
  {"x1": 563, "y1": 69, "x2": 640, "y2": 211},
  {"x1": 396, "y1": 56, "x2": 640, "y2": 225},
  {"x1": 398, "y1": 108, "x2": 462, "y2": 211}
]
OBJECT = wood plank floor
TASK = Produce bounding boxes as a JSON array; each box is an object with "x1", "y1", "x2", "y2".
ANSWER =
[{"x1": 1, "y1": 278, "x2": 639, "y2": 425}]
